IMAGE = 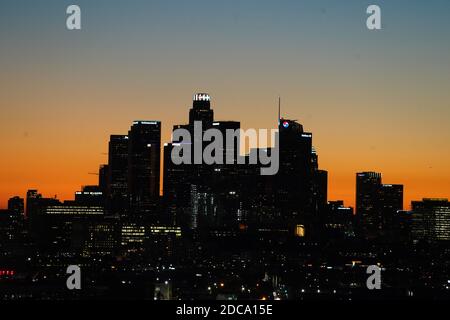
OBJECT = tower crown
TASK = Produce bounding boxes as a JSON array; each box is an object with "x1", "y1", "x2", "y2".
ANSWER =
[{"x1": 193, "y1": 93, "x2": 210, "y2": 102}]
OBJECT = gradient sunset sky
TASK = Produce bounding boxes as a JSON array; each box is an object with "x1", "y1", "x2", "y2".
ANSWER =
[{"x1": 1, "y1": 0, "x2": 450, "y2": 209}]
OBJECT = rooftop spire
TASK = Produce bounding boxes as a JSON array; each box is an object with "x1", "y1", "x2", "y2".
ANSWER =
[{"x1": 278, "y1": 96, "x2": 281, "y2": 125}]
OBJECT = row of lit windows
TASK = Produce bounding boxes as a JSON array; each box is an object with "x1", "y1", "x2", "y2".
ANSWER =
[{"x1": 45, "y1": 206, "x2": 104, "y2": 215}]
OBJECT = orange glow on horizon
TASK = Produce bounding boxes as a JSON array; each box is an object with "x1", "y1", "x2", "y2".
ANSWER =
[{"x1": 1, "y1": 93, "x2": 449, "y2": 211}]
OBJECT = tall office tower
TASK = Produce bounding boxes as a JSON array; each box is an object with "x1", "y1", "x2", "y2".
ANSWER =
[
  {"x1": 8, "y1": 196, "x2": 24, "y2": 215},
  {"x1": 379, "y1": 184, "x2": 403, "y2": 238},
  {"x1": 209, "y1": 121, "x2": 242, "y2": 228},
  {"x1": 411, "y1": 198, "x2": 450, "y2": 242},
  {"x1": 313, "y1": 169, "x2": 328, "y2": 212},
  {"x1": 240, "y1": 148, "x2": 278, "y2": 227},
  {"x1": 25, "y1": 190, "x2": 60, "y2": 245},
  {"x1": 311, "y1": 146, "x2": 328, "y2": 214},
  {"x1": 178, "y1": 94, "x2": 215, "y2": 167},
  {"x1": 189, "y1": 93, "x2": 214, "y2": 125},
  {"x1": 185, "y1": 94, "x2": 214, "y2": 180},
  {"x1": 128, "y1": 121, "x2": 161, "y2": 214},
  {"x1": 26, "y1": 190, "x2": 41, "y2": 220},
  {"x1": 98, "y1": 164, "x2": 109, "y2": 196},
  {"x1": 165, "y1": 94, "x2": 215, "y2": 230},
  {"x1": 355, "y1": 172, "x2": 382, "y2": 239},
  {"x1": 108, "y1": 134, "x2": 129, "y2": 216},
  {"x1": 165, "y1": 123, "x2": 199, "y2": 229},
  {"x1": 26, "y1": 191, "x2": 41, "y2": 244},
  {"x1": 163, "y1": 142, "x2": 192, "y2": 227},
  {"x1": 277, "y1": 118, "x2": 314, "y2": 231}
]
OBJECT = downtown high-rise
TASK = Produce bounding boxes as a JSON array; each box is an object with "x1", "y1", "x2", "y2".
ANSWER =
[
  {"x1": 356, "y1": 172, "x2": 403, "y2": 239},
  {"x1": 128, "y1": 121, "x2": 161, "y2": 215}
]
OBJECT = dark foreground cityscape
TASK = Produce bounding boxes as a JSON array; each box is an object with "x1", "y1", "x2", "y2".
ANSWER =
[{"x1": 1, "y1": 94, "x2": 449, "y2": 301}]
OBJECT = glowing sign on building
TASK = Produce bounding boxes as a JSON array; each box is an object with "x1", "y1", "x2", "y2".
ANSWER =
[
  {"x1": 193, "y1": 93, "x2": 211, "y2": 101},
  {"x1": 282, "y1": 121, "x2": 289, "y2": 128},
  {"x1": 133, "y1": 121, "x2": 159, "y2": 125}
]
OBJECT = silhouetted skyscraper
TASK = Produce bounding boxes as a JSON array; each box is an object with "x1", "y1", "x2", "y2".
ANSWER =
[
  {"x1": 26, "y1": 190, "x2": 41, "y2": 219},
  {"x1": 355, "y1": 173, "x2": 404, "y2": 239},
  {"x1": 277, "y1": 118, "x2": 314, "y2": 231},
  {"x1": 108, "y1": 134, "x2": 129, "y2": 216},
  {"x1": 208, "y1": 121, "x2": 242, "y2": 229},
  {"x1": 379, "y1": 184, "x2": 403, "y2": 238},
  {"x1": 164, "y1": 94, "x2": 245, "y2": 230},
  {"x1": 26, "y1": 189, "x2": 60, "y2": 245},
  {"x1": 165, "y1": 94, "x2": 215, "y2": 229},
  {"x1": 311, "y1": 146, "x2": 328, "y2": 214},
  {"x1": 163, "y1": 142, "x2": 191, "y2": 227},
  {"x1": 128, "y1": 121, "x2": 161, "y2": 214},
  {"x1": 189, "y1": 93, "x2": 213, "y2": 125},
  {"x1": 8, "y1": 196, "x2": 24, "y2": 216},
  {"x1": 356, "y1": 172, "x2": 382, "y2": 239},
  {"x1": 313, "y1": 169, "x2": 328, "y2": 212},
  {"x1": 99, "y1": 164, "x2": 109, "y2": 196}
]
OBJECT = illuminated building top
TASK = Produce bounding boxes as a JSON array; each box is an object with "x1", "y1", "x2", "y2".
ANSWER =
[
  {"x1": 132, "y1": 121, "x2": 160, "y2": 125},
  {"x1": 193, "y1": 93, "x2": 211, "y2": 102}
]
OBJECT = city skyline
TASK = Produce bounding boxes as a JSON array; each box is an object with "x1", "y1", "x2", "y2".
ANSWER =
[
  {"x1": 3, "y1": 0, "x2": 450, "y2": 306},
  {"x1": 0, "y1": 92, "x2": 448, "y2": 210},
  {"x1": 2, "y1": 92, "x2": 449, "y2": 301},
  {"x1": 0, "y1": 93, "x2": 448, "y2": 210},
  {"x1": 2, "y1": 0, "x2": 450, "y2": 209}
]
